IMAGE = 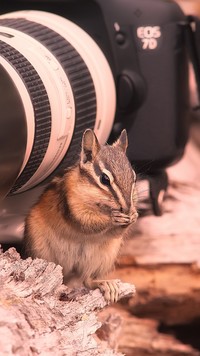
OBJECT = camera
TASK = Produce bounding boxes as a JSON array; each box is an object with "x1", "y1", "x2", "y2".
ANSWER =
[{"x1": 0, "y1": 0, "x2": 194, "y2": 241}]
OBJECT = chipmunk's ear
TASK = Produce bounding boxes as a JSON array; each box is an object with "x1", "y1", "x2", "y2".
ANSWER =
[
  {"x1": 113, "y1": 129, "x2": 128, "y2": 153},
  {"x1": 80, "y1": 129, "x2": 100, "y2": 165}
]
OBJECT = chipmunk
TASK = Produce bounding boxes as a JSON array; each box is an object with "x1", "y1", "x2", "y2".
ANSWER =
[{"x1": 24, "y1": 129, "x2": 138, "y2": 302}]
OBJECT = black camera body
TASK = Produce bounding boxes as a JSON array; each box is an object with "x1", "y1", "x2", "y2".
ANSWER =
[{"x1": 0, "y1": 0, "x2": 192, "y2": 241}]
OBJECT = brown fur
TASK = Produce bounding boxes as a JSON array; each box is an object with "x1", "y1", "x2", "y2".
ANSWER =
[{"x1": 24, "y1": 130, "x2": 138, "y2": 301}]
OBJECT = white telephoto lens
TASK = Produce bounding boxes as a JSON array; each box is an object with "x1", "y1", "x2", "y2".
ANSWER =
[{"x1": 0, "y1": 10, "x2": 116, "y2": 193}]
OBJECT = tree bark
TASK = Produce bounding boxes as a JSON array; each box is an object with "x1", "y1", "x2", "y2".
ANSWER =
[{"x1": 0, "y1": 247, "x2": 135, "y2": 356}]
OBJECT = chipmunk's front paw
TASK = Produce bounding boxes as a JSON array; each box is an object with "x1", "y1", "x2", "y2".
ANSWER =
[
  {"x1": 111, "y1": 209, "x2": 138, "y2": 226},
  {"x1": 85, "y1": 279, "x2": 119, "y2": 303},
  {"x1": 112, "y1": 210, "x2": 131, "y2": 226},
  {"x1": 130, "y1": 210, "x2": 138, "y2": 224}
]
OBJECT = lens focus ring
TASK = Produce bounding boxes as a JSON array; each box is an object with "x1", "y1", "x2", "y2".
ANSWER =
[
  {"x1": 0, "y1": 18, "x2": 97, "y2": 175},
  {"x1": 0, "y1": 40, "x2": 52, "y2": 192}
]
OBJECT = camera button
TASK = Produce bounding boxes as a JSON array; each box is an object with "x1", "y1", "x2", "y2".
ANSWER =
[
  {"x1": 115, "y1": 32, "x2": 126, "y2": 45},
  {"x1": 117, "y1": 74, "x2": 134, "y2": 111},
  {"x1": 117, "y1": 73, "x2": 146, "y2": 112}
]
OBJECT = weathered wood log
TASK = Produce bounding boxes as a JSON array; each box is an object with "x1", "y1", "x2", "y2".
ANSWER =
[{"x1": 0, "y1": 247, "x2": 135, "y2": 355}]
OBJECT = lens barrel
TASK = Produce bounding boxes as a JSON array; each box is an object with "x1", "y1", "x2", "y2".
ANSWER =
[{"x1": 0, "y1": 11, "x2": 116, "y2": 195}]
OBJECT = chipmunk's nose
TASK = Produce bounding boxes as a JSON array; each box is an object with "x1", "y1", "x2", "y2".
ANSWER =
[{"x1": 120, "y1": 182, "x2": 137, "y2": 215}]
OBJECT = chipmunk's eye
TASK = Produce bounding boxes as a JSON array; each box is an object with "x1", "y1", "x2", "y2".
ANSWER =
[{"x1": 100, "y1": 173, "x2": 110, "y2": 186}]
